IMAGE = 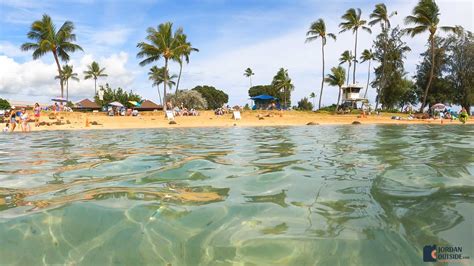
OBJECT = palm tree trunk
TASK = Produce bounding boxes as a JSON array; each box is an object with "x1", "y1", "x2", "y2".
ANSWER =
[
  {"x1": 420, "y1": 37, "x2": 436, "y2": 112},
  {"x1": 66, "y1": 79, "x2": 69, "y2": 102},
  {"x1": 364, "y1": 59, "x2": 371, "y2": 98},
  {"x1": 353, "y1": 29, "x2": 358, "y2": 84},
  {"x1": 163, "y1": 59, "x2": 168, "y2": 111},
  {"x1": 318, "y1": 42, "x2": 325, "y2": 109},
  {"x1": 249, "y1": 76, "x2": 252, "y2": 87},
  {"x1": 157, "y1": 86, "x2": 162, "y2": 106},
  {"x1": 94, "y1": 78, "x2": 97, "y2": 96},
  {"x1": 346, "y1": 64, "x2": 350, "y2": 85},
  {"x1": 176, "y1": 61, "x2": 183, "y2": 95},
  {"x1": 52, "y1": 50, "x2": 64, "y2": 98},
  {"x1": 336, "y1": 86, "x2": 342, "y2": 111}
]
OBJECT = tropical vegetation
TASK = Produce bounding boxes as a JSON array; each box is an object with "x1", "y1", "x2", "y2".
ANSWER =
[
  {"x1": 137, "y1": 22, "x2": 189, "y2": 110},
  {"x1": 191, "y1": 85, "x2": 229, "y2": 110},
  {"x1": 244, "y1": 68, "x2": 255, "y2": 88},
  {"x1": 306, "y1": 18, "x2": 336, "y2": 109},
  {"x1": 0, "y1": 98, "x2": 11, "y2": 110},
  {"x1": 55, "y1": 64, "x2": 79, "y2": 102},
  {"x1": 167, "y1": 90, "x2": 207, "y2": 109},
  {"x1": 324, "y1": 66, "x2": 346, "y2": 111},
  {"x1": 93, "y1": 83, "x2": 142, "y2": 108},
  {"x1": 21, "y1": 14, "x2": 83, "y2": 98},
  {"x1": 297, "y1": 97, "x2": 313, "y2": 111},
  {"x1": 148, "y1": 66, "x2": 177, "y2": 105},
  {"x1": 84, "y1": 61, "x2": 108, "y2": 95}
]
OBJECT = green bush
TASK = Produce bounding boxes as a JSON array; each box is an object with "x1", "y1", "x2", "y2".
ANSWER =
[
  {"x1": 167, "y1": 90, "x2": 207, "y2": 109},
  {"x1": 0, "y1": 98, "x2": 11, "y2": 109},
  {"x1": 297, "y1": 97, "x2": 313, "y2": 111},
  {"x1": 316, "y1": 104, "x2": 337, "y2": 112},
  {"x1": 192, "y1": 85, "x2": 228, "y2": 110}
]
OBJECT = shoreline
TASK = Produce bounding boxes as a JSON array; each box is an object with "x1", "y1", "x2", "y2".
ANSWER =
[{"x1": 6, "y1": 110, "x2": 472, "y2": 132}]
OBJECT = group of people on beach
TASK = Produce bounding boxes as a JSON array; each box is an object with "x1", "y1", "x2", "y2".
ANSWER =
[
  {"x1": 3, "y1": 103, "x2": 41, "y2": 133},
  {"x1": 165, "y1": 101, "x2": 199, "y2": 116}
]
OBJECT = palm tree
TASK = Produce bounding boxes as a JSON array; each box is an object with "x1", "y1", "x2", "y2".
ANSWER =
[
  {"x1": 360, "y1": 49, "x2": 375, "y2": 98},
  {"x1": 148, "y1": 66, "x2": 177, "y2": 106},
  {"x1": 244, "y1": 68, "x2": 255, "y2": 87},
  {"x1": 83, "y1": 61, "x2": 108, "y2": 95},
  {"x1": 324, "y1": 66, "x2": 346, "y2": 111},
  {"x1": 405, "y1": 0, "x2": 456, "y2": 111},
  {"x1": 309, "y1": 92, "x2": 316, "y2": 110},
  {"x1": 339, "y1": 8, "x2": 372, "y2": 84},
  {"x1": 339, "y1": 50, "x2": 354, "y2": 85},
  {"x1": 137, "y1": 22, "x2": 186, "y2": 110},
  {"x1": 306, "y1": 18, "x2": 337, "y2": 109},
  {"x1": 55, "y1": 64, "x2": 79, "y2": 101},
  {"x1": 175, "y1": 33, "x2": 199, "y2": 94},
  {"x1": 272, "y1": 68, "x2": 294, "y2": 109},
  {"x1": 369, "y1": 3, "x2": 397, "y2": 30},
  {"x1": 21, "y1": 14, "x2": 83, "y2": 98},
  {"x1": 370, "y1": 3, "x2": 397, "y2": 110}
]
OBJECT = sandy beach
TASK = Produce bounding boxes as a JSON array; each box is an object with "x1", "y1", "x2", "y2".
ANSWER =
[{"x1": 17, "y1": 110, "x2": 471, "y2": 132}]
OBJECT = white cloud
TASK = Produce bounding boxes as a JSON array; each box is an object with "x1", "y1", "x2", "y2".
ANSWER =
[{"x1": 0, "y1": 52, "x2": 135, "y2": 101}]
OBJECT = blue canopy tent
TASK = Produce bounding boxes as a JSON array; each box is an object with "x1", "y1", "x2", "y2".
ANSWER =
[{"x1": 250, "y1": 94, "x2": 279, "y2": 110}]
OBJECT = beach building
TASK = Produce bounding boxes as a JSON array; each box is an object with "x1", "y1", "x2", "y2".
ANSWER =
[
  {"x1": 75, "y1": 99, "x2": 101, "y2": 111},
  {"x1": 341, "y1": 84, "x2": 367, "y2": 108},
  {"x1": 135, "y1": 100, "x2": 162, "y2": 111}
]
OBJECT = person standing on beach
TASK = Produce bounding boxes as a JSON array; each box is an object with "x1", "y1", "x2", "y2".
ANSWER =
[
  {"x1": 20, "y1": 108, "x2": 30, "y2": 132},
  {"x1": 34, "y1": 103, "x2": 41, "y2": 127},
  {"x1": 9, "y1": 107, "x2": 17, "y2": 132}
]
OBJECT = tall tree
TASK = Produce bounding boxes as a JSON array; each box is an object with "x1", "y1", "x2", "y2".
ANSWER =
[
  {"x1": 306, "y1": 18, "x2": 337, "y2": 109},
  {"x1": 324, "y1": 66, "x2": 346, "y2": 111},
  {"x1": 404, "y1": 0, "x2": 456, "y2": 112},
  {"x1": 21, "y1": 14, "x2": 83, "y2": 98},
  {"x1": 373, "y1": 27, "x2": 412, "y2": 109},
  {"x1": 339, "y1": 50, "x2": 354, "y2": 85},
  {"x1": 175, "y1": 34, "x2": 199, "y2": 94},
  {"x1": 272, "y1": 68, "x2": 294, "y2": 109},
  {"x1": 309, "y1": 92, "x2": 316, "y2": 110},
  {"x1": 446, "y1": 28, "x2": 474, "y2": 113},
  {"x1": 55, "y1": 64, "x2": 79, "y2": 101},
  {"x1": 148, "y1": 66, "x2": 177, "y2": 106},
  {"x1": 339, "y1": 8, "x2": 372, "y2": 84},
  {"x1": 244, "y1": 68, "x2": 255, "y2": 87},
  {"x1": 369, "y1": 3, "x2": 397, "y2": 109},
  {"x1": 360, "y1": 49, "x2": 375, "y2": 98},
  {"x1": 137, "y1": 22, "x2": 186, "y2": 110},
  {"x1": 83, "y1": 61, "x2": 108, "y2": 95}
]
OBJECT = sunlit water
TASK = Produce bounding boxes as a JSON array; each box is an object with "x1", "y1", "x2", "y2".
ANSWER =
[{"x1": 0, "y1": 125, "x2": 473, "y2": 265}]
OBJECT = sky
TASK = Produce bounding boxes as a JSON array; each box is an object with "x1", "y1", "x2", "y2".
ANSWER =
[{"x1": 0, "y1": 0, "x2": 473, "y2": 107}]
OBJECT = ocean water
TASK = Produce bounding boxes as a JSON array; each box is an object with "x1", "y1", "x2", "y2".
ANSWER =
[{"x1": 0, "y1": 125, "x2": 473, "y2": 265}]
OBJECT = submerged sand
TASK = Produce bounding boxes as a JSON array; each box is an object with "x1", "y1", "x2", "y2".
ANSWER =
[{"x1": 11, "y1": 110, "x2": 473, "y2": 132}]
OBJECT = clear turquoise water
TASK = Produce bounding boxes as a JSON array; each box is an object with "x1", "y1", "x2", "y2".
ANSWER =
[{"x1": 0, "y1": 125, "x2": 473, "y2": 265}]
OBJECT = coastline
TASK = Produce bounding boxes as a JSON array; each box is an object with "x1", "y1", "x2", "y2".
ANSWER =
[{"x1": 9, "y1": 110, "x2": 472, "y2": 132}]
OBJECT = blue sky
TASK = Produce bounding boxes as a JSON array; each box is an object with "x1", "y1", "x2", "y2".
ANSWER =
[{"x1": 0, "y1": 0, "x2": 472, "y2": 106}]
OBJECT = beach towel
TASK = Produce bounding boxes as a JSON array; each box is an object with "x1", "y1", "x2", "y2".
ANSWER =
[
  {"x1": 233, "y1": 111, "x2": 241, "y2": 120},
  {"x1": 166, "y1": 110, "x2": 175, "y2": 121}
]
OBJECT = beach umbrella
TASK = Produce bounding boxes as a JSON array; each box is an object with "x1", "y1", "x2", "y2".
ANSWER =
[
  {"x1": 431, "y1": 103, "x2": 446, "y2": 111},
  {"x1": 51, "y1": 97, "x2": 68, "y2": 103},
  {"x1": 108, "y1": 101, "x2": 124, "y2": 107},
  {"x1": 128, "y1": 101, "x2": 141, "y2": 107}
]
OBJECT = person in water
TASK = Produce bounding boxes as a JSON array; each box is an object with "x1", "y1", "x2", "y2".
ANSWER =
[
  {"x1": 3, "y1": 122, "x2": 9, "y2": 132},
  {"x1": 459, "y1": 107, "x2": 469, "y2": 124}
]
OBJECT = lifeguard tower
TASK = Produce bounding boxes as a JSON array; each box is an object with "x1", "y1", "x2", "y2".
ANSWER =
[{"x1": 341, "y1": 84, "x2": 367, "y2": 109}]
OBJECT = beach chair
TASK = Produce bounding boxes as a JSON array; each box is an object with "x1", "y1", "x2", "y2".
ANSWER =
[
  {"x1": 166, "y1": 110, "x2": 175, "y2": 121},
  {"x1": 233, "y1": 111, "x2": 241, "y2": 120}
]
